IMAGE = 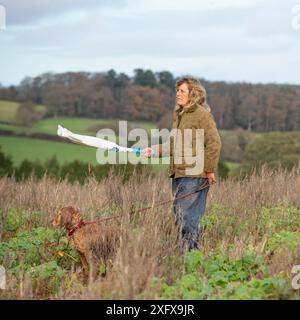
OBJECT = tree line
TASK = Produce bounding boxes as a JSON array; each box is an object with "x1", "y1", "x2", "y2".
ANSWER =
[{"x1": 1, "y1": 69, "x2": 300, "y2": 132}]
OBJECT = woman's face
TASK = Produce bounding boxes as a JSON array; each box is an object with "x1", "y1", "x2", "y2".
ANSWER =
[{"x1": 176, "y1": 83, "x2": 189, "y2": 107}]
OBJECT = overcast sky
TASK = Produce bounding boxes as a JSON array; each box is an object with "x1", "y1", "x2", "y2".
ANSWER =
[{"x1": 0, "y1": 0, "x2": 299, "y2": 86}]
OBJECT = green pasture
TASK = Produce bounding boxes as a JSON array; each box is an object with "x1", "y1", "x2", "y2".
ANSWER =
[
  {"x1": 0, "y1": 136, "x2": 169, "y2": 170},
  {"x1": 0, "y1": 100, "x2": 47, "y2": 124},
  {"x1": 0, "y1": 100, "x2": 20, "y2": 122}
]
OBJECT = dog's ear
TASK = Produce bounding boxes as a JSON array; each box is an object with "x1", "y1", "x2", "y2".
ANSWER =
[{"x1": 58, "y1": 207, "x2": 74, "y2": 229}]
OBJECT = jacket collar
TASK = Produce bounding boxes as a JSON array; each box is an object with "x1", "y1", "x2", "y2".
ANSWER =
[{"x1": 175, "y1": 102, "x2": 198, "y2": 115}]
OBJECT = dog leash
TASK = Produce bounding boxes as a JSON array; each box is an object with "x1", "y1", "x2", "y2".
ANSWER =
[
  {"x1": 67, "y1": 180, "x2": 211, "y2": 236},
  {"x1": 133, "y1": 179, "x2": 211, "y2": 213}
]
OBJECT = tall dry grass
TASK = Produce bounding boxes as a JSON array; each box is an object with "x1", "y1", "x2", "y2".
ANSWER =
[{"x1": 0, "y1": 164, "x2": 300, "y2": 299}]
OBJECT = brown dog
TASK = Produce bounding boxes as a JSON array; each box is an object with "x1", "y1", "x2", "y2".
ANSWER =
[{"x1": 52, "y1": 206, "x2": 120, "y2": 279}]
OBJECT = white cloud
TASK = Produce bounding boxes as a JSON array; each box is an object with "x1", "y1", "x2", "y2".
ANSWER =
[{"x1": 0, "y1": 0, "x2": 299, "y2": 85}]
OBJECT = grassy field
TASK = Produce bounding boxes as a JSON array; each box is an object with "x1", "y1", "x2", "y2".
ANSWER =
[
  {"x1": 34, "y1": 117, "x2": 156, "y2": 135},
  {"x1": 0, "y1": 100, "x2": 47, "y2": 124},
  {"x1": 0, "y1": 136, "x2": 100, "y2": 166},
  {"x1": 0, "y1": 114, "x2": 157, "y2": 136},
  {"x1": 0, "y1": 124, "x2": 251, "y2": 176},
  {"x1": 0, "y1": 116, "x2": 246, "y2": 168},
  {"x1": 0, "y1": 166, "x2": 300, "y2": 299},
  {"x1": 0, "y1": 135, "x2": 170, "y2": 171},
  {"x1": 0, "y1": 108, "x2": 162, "y2": 167},
  {"x1": 0, "y1": 100, "x2": 21, "y2": 123}
]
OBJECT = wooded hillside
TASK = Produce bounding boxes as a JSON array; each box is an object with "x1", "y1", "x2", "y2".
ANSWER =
[{"x1": 1, "y1": 69, "x2": 299, "y2": 132}]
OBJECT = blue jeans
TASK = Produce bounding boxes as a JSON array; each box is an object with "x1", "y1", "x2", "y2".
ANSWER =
[{"x1": 172, "y1": 177, "x2": 210, "y2": 254}]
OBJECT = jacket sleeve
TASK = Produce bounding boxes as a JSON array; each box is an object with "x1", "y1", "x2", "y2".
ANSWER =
[
  {"x1": 151, "y1": 112, "x2": 176, "y2": 158},
  {"x1": 201, "y1": 112, "x2": 222, "y2": 173},
  {"x1": 151, "y1": 136, "x2": 173, "y2": 158}
]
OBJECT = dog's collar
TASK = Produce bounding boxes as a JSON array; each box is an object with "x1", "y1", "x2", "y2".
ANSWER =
[{"x1": 68, "y1": 219, "x2": 86, "y2": 237}]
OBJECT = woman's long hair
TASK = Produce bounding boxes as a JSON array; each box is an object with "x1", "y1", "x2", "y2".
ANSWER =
[{"x1": 175, "y1": 77, "x2": 211, "y2": 112}]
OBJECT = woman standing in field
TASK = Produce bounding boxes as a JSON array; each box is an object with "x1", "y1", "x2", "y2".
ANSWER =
[{"x1": 143, "y1": 77, "x2": 221, "y2": 254}]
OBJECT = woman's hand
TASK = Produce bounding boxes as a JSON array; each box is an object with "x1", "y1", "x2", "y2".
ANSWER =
[
  {"x1": 142, "y1": 147, "x2": 153, "y2": 157},
  {"x1": 206, "y1": 172, "x2": 216, "y2": 185}
]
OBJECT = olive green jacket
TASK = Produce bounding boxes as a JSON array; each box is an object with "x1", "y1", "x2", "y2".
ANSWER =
[{"x1": 152, "y1": 103, "x2": 222, "y2": 178}]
